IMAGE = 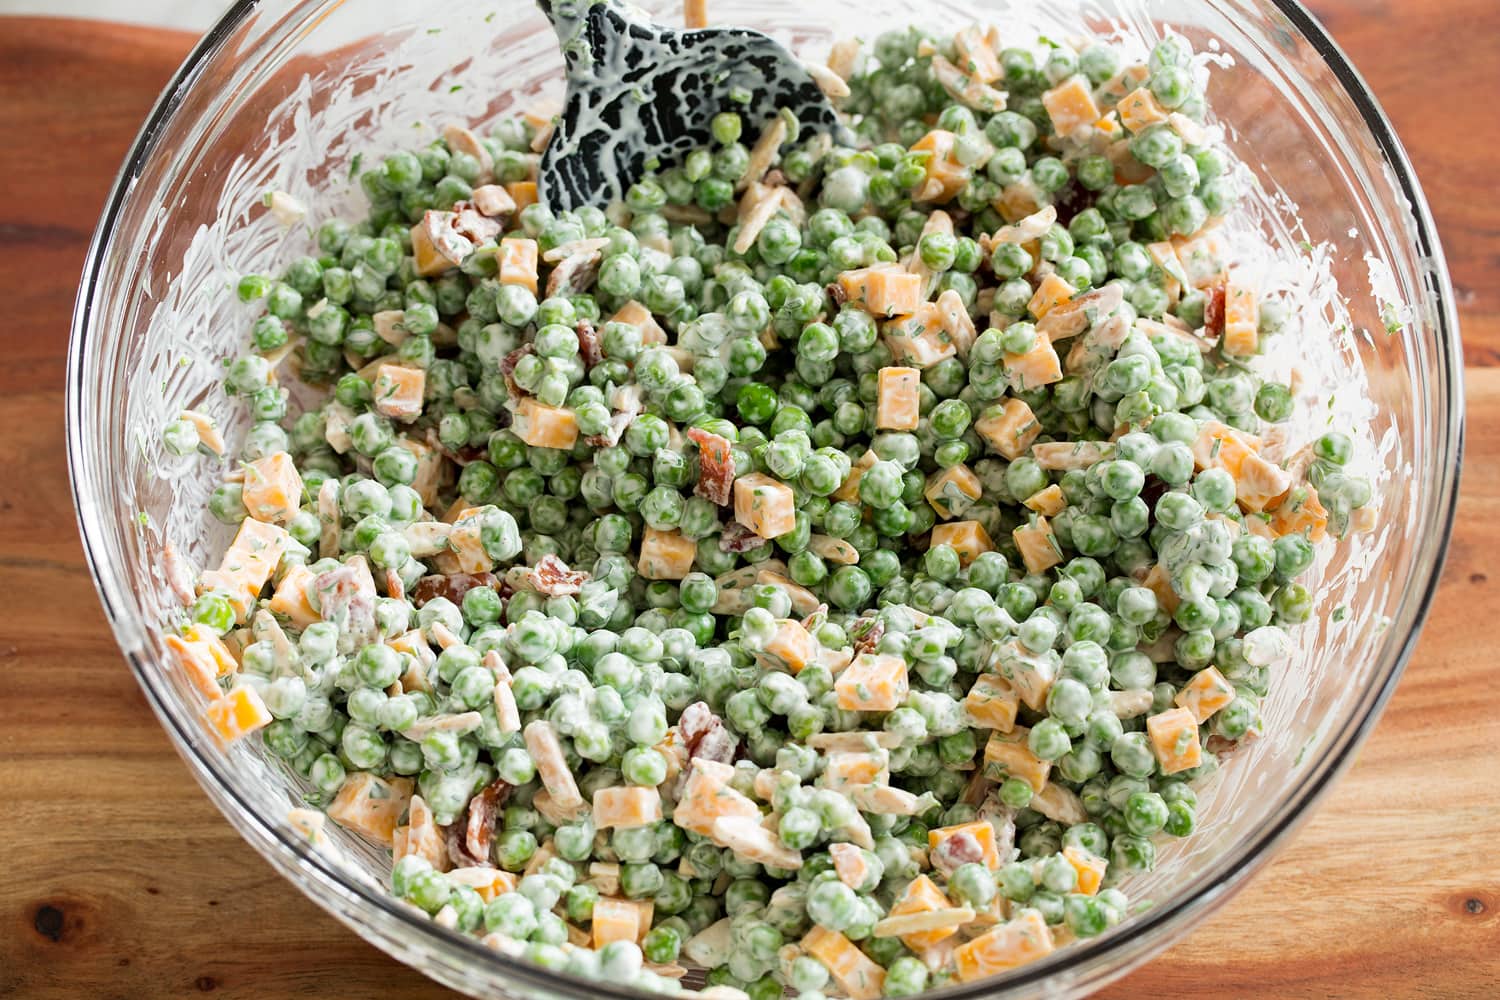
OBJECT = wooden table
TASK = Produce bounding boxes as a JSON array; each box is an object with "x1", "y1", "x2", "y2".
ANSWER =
[{"x1": 2, "y1": 6, "x2": 1497, "y2": 997}]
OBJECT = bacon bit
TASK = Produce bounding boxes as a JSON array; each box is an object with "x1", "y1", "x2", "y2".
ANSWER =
[
  {"x1": 411, "y1": 571, "x2": 499, "y2": 607},
  {"x1": 719, "y1": 521, "x2": 767, "y2": 553},
  {"x1": 499, "y1": 344, "x2": 535, "y2": 401},
  {"x1": 826, "y1": 281, "x2": 848, "y2": 307},
  {"x1": 423, "y1": 210, "x2": 476, "y2": 268},
  {"x1": 848, "y1": 615, "x2": 885, "y2": 656},
  {"x1": 1204, "y1": 280, "x2": 1227, "y2": 337},
  {"x1": 678, "y1": 702, "x2": 737, "y2": 765},
  {"x1": 452, "y1": 201, "x2": 502, "y2": 244},
  {"x1": 314, "y1": 564, "x2": 378, "y2": 648},
  {"x1": 585, "y1": 384, "x2": 643, "y2": 448},
  {"x1": 929, "y1": 830, "x2": 985, "y2": 876},
  {"x1": 687, "y1": 427, "x2": 736, "y2": 506},
  {"x1": 546, "y1": 249, "x2": 601, "y2": 298},
  {"x1": 528, "y1": 554, "x2": 589, "y2": 596},
  {"x1": 1206, "y1": 731, "x2": 1260, "y2": 758},
  {"x1": 575, "y1": 318, "x2": 603, "y2": 368},
  {"x1": 447, "y1": 779, "x2": 511, "y2": 868}
]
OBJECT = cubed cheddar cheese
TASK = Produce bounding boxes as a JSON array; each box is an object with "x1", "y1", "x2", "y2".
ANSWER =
[
  {"x1": 953, "y1": 26, "x2": 1002, "y2": 83},
  {"x1": 1013, "y1": 515, "x2": 1062, "y2": 575},
  {"x1": 835, "y1": 653, "x2": 909, "y2": 712},
  {"x1": 497, "y1": 236, "x2": 539, "y2": 294},
  {"x1": 506, "y1": 181, "x2": 538, "y2": 212},
  {"x1": 984, "y1": 726, "x2": 1052, "y2": 792},
  {"x1": 410, "y1": 219, "x2": 453, "y2": 277},
  {"x1": 448, "y1": 506, "x2": 494, "y2": 574},
  {"x1": 993, "y1": 640, "x2": 1057, "y2": 712},
  {"x1": 593, "y1": 896, "x2": 643, "y2": 948},
  {"x1": 964, "y1": 674, "x2": 1020, "y2": 732},
  {"x1": 876, "y1": 366, "x2": 921, "y2": 430},
  {"x1": 1042, "y1": 75, "x2": 1102, "y2": 137},
  {"x1": 593, "y1": 787, "x2": 663, "y2": 830},
  {"x1": 734, "y1": 472, "x2": 796, "y2": 539},
  {"x1": 1117, "y1": 87, "x2": 1170, "y2": 133},
  {"x1": 839, "y1": 263, "x2": 923, "y2": 318},
  {"x1": 242, "y1": 451, "x2": 303, "y2": 524},
  {"x1": 930, "y1": 520, "x2": 994, "y2": 568},
  {"x1": 611, "y1": 299, "x2": 667, "y2": 345},
  {"x1": 909, "y1": 129, "x2": 969, "y2": 205},
  {"x1": 829, "y1": 842, "x2": 873, "y2": 891},
  {"x1": 372, "y1": 364, "x2": 426, "y2": 421},
  {"x1": 268, "y1": 563, "x2": 321, "y2": 628},
  {"x1": 1222, "y1": 275, "x2": 1260, "y2": 357},
  {"x1": 1175, "y1": 231, "x2": 1228, "y2": 288},
  {"x1": 1023, "y1": 484, "x2": 1067, "y2": 517},
  {"x1": 975, "y1": 398, "x2": 1042, "y2": 460},
  {"x1": 832, "y1": 450, "x2": 877, "y2": 503},
  {"x1": 883, "y1": 304, "x2": 958, "y2": 368},
  {"x1": 953, "y1": 909, "x2": 1054, "y2": 981},
  {"x1": 393, "y1": 795, "x2": 449, "y2": 872},
  {"x1": 203, "y1": 685, "x2": 272, "y2": 746},
  {"x1": 802, "y1": 926, "x2": 886, "y2": 1000},
  {"x1": 639, "y1": 527, "x2": 697, "y2": 580},
  {"x1": 672, "y1": 759, "x2": 761, "y2": 837},
  {"x1": 1062, "y1": 845, "x2": 1108, "y2": 895},
  {"x1": 326, "y1": 772, "x2": 413, "y2": 844},
  {"x1": 200, "y1": 519, "x2": 292, "y2": 621},
  {"x1": 820, "y1": 750, "x2": 889, "y2": 789},
  {"x1": 925, "y1": 463, "x2": 982, "y2": 519},
  {"x1": 1142, "y1": 562, "x2": 1182, "y2": 615},
  {"x1": 929, "y1": 820, "x2": 1002, "y2": 869},
  {"x1": 1003, "y1": 335, "x2": 1063, "y2": 390},
  {"x1": 399, "y1": 437, "x2": 446, "y2": 507},
  {"x1": 512, "y1": 396, "x2": 579, "y2": 450},
  {"x1": 447, "y1": 866, "x2": 518, "y2": 902},
  {"x1": 165, "y1": 632, "x2": 229, "y2": 701},
  {"x1": 889, "y1": 874, "x2": 959, "y2": 950},
  {"x1": 1268, "y1": 486, "x2": 1329, "y2": 542},
  {"x1": 1027, "y1": 274, "x2": 1076, "y2": 321},
  {"x1": 1192, "y1": 421, "x2": 1289, "y2": 513},
  {"x1": 762, "y1": 618, "x2": 817, "y2": 673},
  {"x1": 1146, "y1": 706, "x2": 1203, "y2": 775},
  {"x1": 1175, "y1": 666, "x2": 1237, "y2": 723}
]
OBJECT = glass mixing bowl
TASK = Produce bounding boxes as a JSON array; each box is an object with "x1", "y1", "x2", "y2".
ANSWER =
[{"x1": 66, "y1": 0, "x2": 1462, "y2": 996}]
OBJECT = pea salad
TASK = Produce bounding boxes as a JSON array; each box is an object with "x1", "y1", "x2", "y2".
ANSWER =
[{"x1": 161, "y1": 16, "x2": 1375, "y2": 1000}]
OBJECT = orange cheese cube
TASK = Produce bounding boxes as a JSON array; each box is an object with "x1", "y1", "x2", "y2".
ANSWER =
[
  {"x1": 1175, "y1": 666, "x2": 1237, "y2": 723},
  {"x1": 1013, "y1": 516, "x2": 1062, "y2": 575},
  {"x1": 448, "y1": 866, "x2": 518, "y2": 902},
  {"x1": 1269, "y1": 485, "x2": 1329, "y2": 542},
  {"x1": 889, "y1": 873, "x2": 960, "y2": 950},
  {"x1": 1027, "y1": 274, "x2": 1076, "y2": 320},
  {"x1": 839, "y1": 263, "x2": 923, "y2": 318},
  {"x1": 592, "y1": 787, "x2": 663, "y2": 830},
  {"x1": 1143, "y1": 562, "x2": 1182, "y2": 615},
  {"x1": 1175, "y1": 231, "x2": 1228, "y2": 288},
  {"x1": 975, "y1": 398, "x2": 1042, "y2": 460},
  {"x1": 326, "y1": 772, "x2": 413, "y2": 844},
  {"x1": 929, "y1": 820, "x2": 1001, "y2": 869},
  {"x1": 242, "y1": 451, "x2": 303, "y2": 524},
  {"x1": 832, "y1": 450, "x2": 877, "y2": 503},
  {"x1": 201, "y1": 519, "x2": 292, "y2": 620},
  {"x1": 182, "y1": 623, "x2": 237, "y2": 676},
  {"x1": 835, "y1": 653, "x2": 909, "y2": 712},
  {"x1": 203, "y1": 685, "x2": 273, "y2": 746},
  {"x1": 993, "y1": 640, "x2": 1057, "y2": 712},
  {"x1": 1147, "y1": 706, "x2": 1203, "y2": 775},
  {"x1": 505, "y1": 181, "x2": 538, "y2": 212},
  {"x1": 673, "y1": 759, "x2": 761, "y2": 837},
  {"x1": 592, "y1": 896, "x2": 643, "y2": 948},
  {"x1": 820, "y1": 750, "x2": 890, "y2": 789},
  {"x1": 1117, "y1": 87, "x2": 1170, "y2": 133},
  {"x1": 512, "y1": 396, "x2": 579, "y2": 450},
  {"x1": 393, "y1": 795, "x2": 450, "y2": 872},
  {"x1": 883, "y1": 304, "x2": 958, "y2": 367},
  {"x1": 497, "y1": 236, "x2": 539, "y2": 294},
  {"x1": 268, "y1": 564, "x2": 320, "y2": 628},
  {"x1": 953, "y1": 910, "x2": 1054, "y2": 981},
  {"x1": 1003, "y1": 335, "x2": 1064, "y2": 390},
  {"x1": 639, "y1": 527, "x2": 697, "y2": 580},
  {"x1": 763, "y1": 618, "x2": 817, "y2": 673},
  {"x1": 734, "y1": 472, "x2": 796, "y2": 539},
  {"x1": 1192, "y1": 421, "x2": 1289, "y2": 512},
  {"x1": 925, "y1": 463, "x2": 983, "y2": 519},
  {"x1": 372, "y1": 364, "x2": 426, "y2": 422},
  {"x1": 876, "y1": 366, "x2": 921, "y2": 430},
  {"x1": 829, "y1": 842, "x2": 874, "y2": 891},
  {"x1": 953, "y1": 25, "x2": 1001, "y2": 83},
  {"x1": 165, "y1": 633, "x2": 228, "y2": 701},
  {"x1": 909, "y1": 129, "x2": 969, "y2": 205},
  {"x1": 802, "y1": 926, "x2": 886, "y2": 1000},
  {"x1": 1042, "y1": 75, "x2": 1102, "y2": 137},
  {"x1": 448, "y1": 506, "x2": 495, "y2": 574},
  {"x1": 964, "y1": 674, "x2": 1020, "y2": 732},
  {"x1": 930, "y1": 519, "x2": 994, "y2": 567},
  {"x1": 984, "y1": 727, "x2": 1052, "y2": 792},
  {"x1": 410, "y1": 219, "x2": 454, "y2": 277},
  {"x1": 1023, "y1": 484, "x2": 1066, "y2": 517},
  {"x1": 1222, "y1": 276, "x2": 1260, "y2": 357},
  {"x1": 1063, "y1": 845, "x2": 1108, "y2": 895},
  {"x1": 611, "y1": 299, "x2": 667, "y2": 345}
]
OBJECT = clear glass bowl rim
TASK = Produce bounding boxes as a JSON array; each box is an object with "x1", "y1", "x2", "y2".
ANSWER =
[{"x1": 64, "y1": 1, "x2": 1465, "y2": 996}]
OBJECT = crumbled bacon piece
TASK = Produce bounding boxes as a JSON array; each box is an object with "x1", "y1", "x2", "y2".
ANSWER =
[
  {"x1": 678, "y1": 702, "x2": 738, "y2": 765},
  {"x1": 719, "y1": 521, "x2": 766, "y2": 553},
  {"x1": 528, "y1": 554, "x2": 589, "y2": 596},
  {"x1": 546, "y1": 250, "x2": 601, "y2": 298},
  {"x1": 575, "y1": 318, "x2": 602, "y2": 367},
  {"x1": 929, "y1": 830, "x2": 985, "y2": 876},
  {"x1": 585, "y1": 384, "x2": 643, "y2": 448},
  {"x1": 687, "y1": 426, "x2": 736, "y2": 506},
  {"x1": 1204, "y1": 280, "x2": 1227, "y2": 337},
  {"x1": 446, "y1": 778, "x2": 511, "y2": 868},
  {"x1": 849, "y1": 615, "x2": 885, "y2": 656},
  {"x1": 410, "y1": 572, "x2": 499, "y2": 607},
  {"x1": 826, "y1": 282, "x2": 848, "y2": 307},
  {"x1": 1206, "y1": 730, "x2": 1259, "y2": 758},
  {"x1": 499, "y1": 344, "x2": 534, "y2": 401},
  {"x1": 314, "y1": 565, "x2": 378, "y2": 648},
  {"x1": 452, "y1": 201, "x2": 502, "y2": 245}
]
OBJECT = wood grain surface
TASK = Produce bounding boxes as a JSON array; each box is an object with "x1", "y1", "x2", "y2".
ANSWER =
[{"x1": 1, "y1": 8, "x2": 1497, "y2": 998}]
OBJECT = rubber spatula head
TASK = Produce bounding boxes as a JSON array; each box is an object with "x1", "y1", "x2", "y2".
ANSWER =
[{"x1": 534, "y1": 0, "x2": 856, "y2": 211}]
